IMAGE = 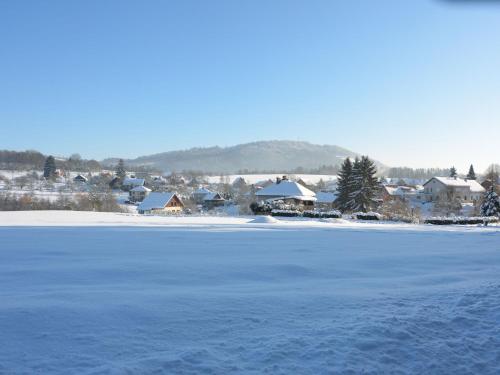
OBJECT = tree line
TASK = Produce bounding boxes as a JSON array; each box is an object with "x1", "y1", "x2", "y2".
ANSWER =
[{"x1": 0, "y1": 150, "x2": 101, "y2": 172}]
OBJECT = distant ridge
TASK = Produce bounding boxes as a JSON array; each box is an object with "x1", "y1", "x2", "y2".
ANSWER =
[{"x1": 102, "y1": 140, "x2": 385, "y2": 174}]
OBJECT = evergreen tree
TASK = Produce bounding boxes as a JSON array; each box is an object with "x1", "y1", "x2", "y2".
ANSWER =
[
  {"x1": 449, "y1": 166, "x2": 457, "y2": 178},
  {"x1": 466, "y1": 164, "x2": 476, "y2": 180},
  {"x1": 43, "y1": 155, "x2": 57, "y2": 179},
  {"x1": 335, "y1": 157, "x2": 353, "y2": 212},
  {"x1": 347, "y1": 156, "x2": 379, "y2": 212},
  {"x1": 115, "y1": 159, "x2": 126, "y2": 179},
  {"x1": 481, "y1": 186, "x2": 500, "y2": 217}
]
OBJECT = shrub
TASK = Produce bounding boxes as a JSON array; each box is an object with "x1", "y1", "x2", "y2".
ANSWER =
[{"x1": 353, "y1": 212, "x2": 383, "y2": 220}]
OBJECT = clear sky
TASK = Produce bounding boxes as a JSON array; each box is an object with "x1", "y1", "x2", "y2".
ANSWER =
[{"x1": 0, "y1": 0, "x2": 499, "y2": 172}]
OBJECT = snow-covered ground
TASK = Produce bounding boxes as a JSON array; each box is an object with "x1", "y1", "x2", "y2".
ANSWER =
[{"x1": 0, "y1": 211, "x2": 499, "y2": 374}]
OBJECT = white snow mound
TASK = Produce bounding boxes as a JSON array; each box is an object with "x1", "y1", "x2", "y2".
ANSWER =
[{"x1": 249, "y1": 215, "x2": 279, "y2": 223}]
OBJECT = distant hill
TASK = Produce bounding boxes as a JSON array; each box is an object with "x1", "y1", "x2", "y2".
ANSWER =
[{"x1": 102, "y1": 140, "x2": 385, "y2": 174}]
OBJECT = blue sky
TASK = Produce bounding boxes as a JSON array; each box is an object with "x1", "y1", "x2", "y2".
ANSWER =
[{"x1": 0, "y1": 0, "x2": 499, "y2": 171}]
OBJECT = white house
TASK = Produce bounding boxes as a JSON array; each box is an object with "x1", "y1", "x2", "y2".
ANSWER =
[
  {"x1": 137, "y1": 192, "x2": 184, "y2": 214},
  {"x1": 422, "y1": 177, "x2": 485, "y2": 203},
  {"x1": 382, "y1": 185, "x2": 418, "y2": 201},
  {"x1": 255, "y1": 177, "x2": 316, "y2": 208},
  {"x1": 129, "y1": 185, "x2": 151, "y2": 203},
  {"x1": 203, "y1": 192, "x2": 225, "y2": 209},
  {"x1": 192, "y1": 186, "x2": 213, "y2": 203},
  {"x1": 122, "y1": 177, "x2": 145, "y2": 191}
]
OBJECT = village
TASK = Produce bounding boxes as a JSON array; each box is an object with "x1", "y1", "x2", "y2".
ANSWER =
[{"x1": 1, "y1": 155, "x2": 499, "y2": 225}]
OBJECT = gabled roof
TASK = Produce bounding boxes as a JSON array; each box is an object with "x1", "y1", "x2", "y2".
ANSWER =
[
  {"x1": 137, "y1": 192, "x2": 180, "y2": 211},
  {"x1": 255, "y1": 180, "x2": 316, "y2": 198},
  {"x1": 131, "y1": 185, "x2": 151, "y2": 192},
  {"x1": 203, "y1": 192, "x2": 224, "y2": 201},
  {"x1": 73, "y1": 174, "x2": 87, "y2": 181},
  {"x1": 424, "y1": 177, "x2": 485, "y2": 193},
  {"x1": 122, "y1": 177, "x2": 145, "y2": 186}
]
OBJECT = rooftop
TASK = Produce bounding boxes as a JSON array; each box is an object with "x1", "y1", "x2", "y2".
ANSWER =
[
  {"x1": 137, "y1": 192, "x2": 178, "y2": 211},
  {"x1": 255, "y1": 180, "x2": 316, "y2": 198}
]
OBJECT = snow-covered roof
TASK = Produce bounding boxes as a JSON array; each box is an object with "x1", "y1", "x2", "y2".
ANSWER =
[
  {"x1": 384, "y1": 186, "x2": 416, "y2": 196},
  {"x1": 203, "y1": 192, "x2": 224, "y2": 201},
  {"x1": 425, "y1": 177, "x2": 485, "y2": 193},
  {"x1": 193, "y1": 186, "x2": 212, "y2": 195},
  {"x1": 137, "y1": 192, "x2": 179, "y2": 211},
  {"x1": 131, "y1": 185, "x2": 151, "y2": 192},
  {"x1": 255, "y1": 180, "x2": 316, "y2": 198},
  {"x1": 315, "y1": 191, "x2": 337, "y2": 203},
  {"x1": 122, "y1": 177, "x2": 145, "y2": 186}
]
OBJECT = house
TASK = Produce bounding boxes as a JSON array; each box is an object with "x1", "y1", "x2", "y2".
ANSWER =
[
  {"x1": 73, "y1": 174, "x2": 88, "y2": 183},
  {"x1": 192, "y1": 186, "x2": 212, "y2": 204},
  {"x1": 255, "y1": 176, "x2": 316, "y2": 209},
  {"x1": 203, "y1": 192, "x2": 225, "y2": 209},
  {"x1": 422, "y1": 177, "x2": 485, "y2": 203},
  {"x1": 381, "y1": 185, "x2": 417, "y2": 202},
  {"x1": 129, "y1": 185, "x2": 151, "y2": 203},
  {"x1": 121, "y1": 177, "x2": 145, "y2": 191},
  {"x1": 315, "y1": 191, "x2": 337, "y2": 209},
  {"x1": 137, "y1": 192, "x2": 184, "y2": 214}
]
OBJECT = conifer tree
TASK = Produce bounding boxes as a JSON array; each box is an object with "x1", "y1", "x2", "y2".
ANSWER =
[
  {"x1": 449, "y1": 166, "x2": 457, "y2": 178},
  {"x1": 347, "y1": 156, "x2": 379, "y2": 212},
  {"x1": 115, "y1": 159, "x2": 126, "y2": 179},
  {"x1": 466, "y1": 164, "x2": 476, "y2": 180},
  {"x1": 481, "y1": 186, "x2": 500, "y2": 217},
  {"x1": 43, "y1": 155, "x2": 57, "y2": 179},
  {"x1": 335, "y1": 157, "x2": 353, "y2": 212}
]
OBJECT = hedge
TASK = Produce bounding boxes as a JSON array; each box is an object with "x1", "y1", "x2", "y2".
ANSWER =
[
  {"x1": 424, "y1": 216, "x2": 499, "y2": 225},
  {"x1": 271, "y1": 209, "x2": 301, "y2": 217},
  {"x1": 303, "y1": 210, "x2": 341, "y2": 219},
  {"x1": 353, "y1": 212, "x2": 383, "y2": 221}
]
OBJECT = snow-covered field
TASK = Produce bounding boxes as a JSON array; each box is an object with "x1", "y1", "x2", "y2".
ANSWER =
[{"x1": 1, "y1": 212, "x2": 499, "y2": 374}]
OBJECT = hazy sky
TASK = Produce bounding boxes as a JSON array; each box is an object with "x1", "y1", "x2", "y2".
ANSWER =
[{"x1": 1, "y1": 0, "x2": 499, "y2": 172}]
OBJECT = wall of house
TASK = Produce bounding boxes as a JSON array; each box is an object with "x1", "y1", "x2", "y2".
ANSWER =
[{"x1": 424, "y1": 179, "x2": 481, "y2": 203}]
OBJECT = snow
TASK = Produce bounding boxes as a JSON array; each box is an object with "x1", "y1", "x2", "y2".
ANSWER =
[
  {"x1": 122, "y1": 177, "x2": 145, "y2": 186},
  {"x1": 130, "y1": 185, "x2": 151, "y2": 192},
  {"x1": 249, "y1": 215, "x2": 279, "y2": 223},
  {"x1": 256, "y1": 180, "x2": 316, "y2": 198},
  {"x1": 315, "y1": 191, "x2": 337, "y2": 203},
  {"x1": 193, "y1": 187, "x2": 212, "y2": 195},
  {"x1": 0, "y1": 211, "x2": 500, "y2": 374}
]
